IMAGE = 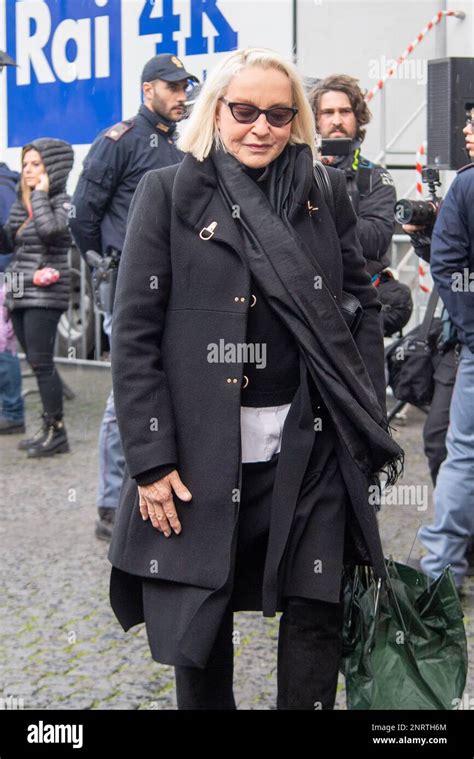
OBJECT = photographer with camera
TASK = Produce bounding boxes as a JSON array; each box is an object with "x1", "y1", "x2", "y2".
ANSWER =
[
  {"x1": 309, "y1": 75, "x2": 413, "y2": 337},
  {"x1": 69, "y1": 54, "x2": 198, "y2": 542},
  {"x1": 406, "y1": 123, "x2": 474, "y2": 590}
]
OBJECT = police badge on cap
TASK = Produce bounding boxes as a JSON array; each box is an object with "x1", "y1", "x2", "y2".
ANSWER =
[{"x1": 141, "y1": 54, "x2": 199, "y2": 84}]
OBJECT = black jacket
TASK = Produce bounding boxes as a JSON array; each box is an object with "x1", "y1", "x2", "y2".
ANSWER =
[
  {"x1": 0, "y1": 162, "x2": 19, "y2": 270},
  {"x1": 334, "y1": 150, "x2": 396, "y2": 277},
  {"x1": 69, "y1": 104, "x2": 184, "y2": 258},
  {"x1": 431, "y1": 162, "x2": 474, "y2": 352},
  {"x1": 108, "y1": 153, "x2": 390, "y2": 617},
  {"x1": 0, "y1": 162, "x2": 19, "y2": 227},
  {"x1": 1, "y1": 138, "x2": 74, "y2": 311}
]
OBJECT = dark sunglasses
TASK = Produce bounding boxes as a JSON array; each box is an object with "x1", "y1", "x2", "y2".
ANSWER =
[{"x1": 219, "y1": 98, "x2": 298, "y2": 127}]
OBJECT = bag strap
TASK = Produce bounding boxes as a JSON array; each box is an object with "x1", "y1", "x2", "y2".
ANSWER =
[
  {"x1": 356, "y1": 165, "x2": 373, "y2": 197},
  {"x1": 313, "y1": 161, "x2": 336, "y2": 219},
  {"x1": 418, "y1": 286, "x2": 439, "y2": 342},
  {"x1": 313, "y1": 161, "x2": 364, "y2": 334}
]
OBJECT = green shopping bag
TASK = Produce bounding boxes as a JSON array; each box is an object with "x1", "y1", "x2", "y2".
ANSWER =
[{"x1": 341, "y1": 558, "x2": 468, "y2": 710}]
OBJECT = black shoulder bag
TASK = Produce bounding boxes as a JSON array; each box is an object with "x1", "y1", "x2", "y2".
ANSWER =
[
  {"x1": 313, "y1": 161, "x2": 363, "y2": 334},
  {"x1": 386, "y1": 287, "x2": 440, "y2": 406}
]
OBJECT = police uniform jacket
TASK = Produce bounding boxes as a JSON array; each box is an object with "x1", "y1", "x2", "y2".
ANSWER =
[{"x1": 69, "y1": 104, "x2": 184, "y2": 258}]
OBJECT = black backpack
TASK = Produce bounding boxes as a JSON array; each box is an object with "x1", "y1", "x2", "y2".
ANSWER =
[
  {"x1": 313, "y1": 162, "x2": 415, "y2": 338},
  {"x1": 386, "y1": 288, "x2": 441, "y2": 406},
  {"x1": 375, "y1": 271, "x2": 413, "y2": 337}
]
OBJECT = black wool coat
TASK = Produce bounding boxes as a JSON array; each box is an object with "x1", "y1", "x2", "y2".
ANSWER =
[{"x1": 108, "y1": 151, "x2": 391, "y2": 665}]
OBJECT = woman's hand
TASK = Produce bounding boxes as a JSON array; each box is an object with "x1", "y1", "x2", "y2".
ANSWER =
[
  {"x1": 35, "y1": 173, "x2": 50, "y2": 193},
  {"x1": 138, "y1": 470, "x2": 192, "y2": 536}
]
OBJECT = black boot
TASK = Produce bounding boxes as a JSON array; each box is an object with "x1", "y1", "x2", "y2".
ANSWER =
[
  {"x1": 27, "y1": 416, "x2": 70, "y2": 458},
  {"x1": 95, "y1": 507, "x2": 117, "y2": 542},
  {"x1": 18, "y1": 412, "x2": 49, "y2": 450},
  {"x1": 276, "y1": 596, "x2": 344, "y2": 710}
]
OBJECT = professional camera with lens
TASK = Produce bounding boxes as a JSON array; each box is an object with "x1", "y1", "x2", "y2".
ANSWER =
[{"x1": 394, "y1": 168, "x2": 443, "y2": 228}]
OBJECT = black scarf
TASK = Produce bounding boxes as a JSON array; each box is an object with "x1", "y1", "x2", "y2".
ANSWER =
[{"x1": 211, "y1": 143, "x2": 403, "y2": 485}]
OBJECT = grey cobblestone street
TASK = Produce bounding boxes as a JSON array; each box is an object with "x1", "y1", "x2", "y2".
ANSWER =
[{"x1": 1, "y1": 362, "x2": 473, "y2": 711}]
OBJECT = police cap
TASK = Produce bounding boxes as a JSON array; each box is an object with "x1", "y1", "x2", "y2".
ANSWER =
[{"x1": 141, "y1": 54, "x2": 199, "y2": 85}]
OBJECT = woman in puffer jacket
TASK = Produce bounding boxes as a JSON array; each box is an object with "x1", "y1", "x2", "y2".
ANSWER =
[{"x1": 0, "y1": 137, "x2": 74, "y2": 457}]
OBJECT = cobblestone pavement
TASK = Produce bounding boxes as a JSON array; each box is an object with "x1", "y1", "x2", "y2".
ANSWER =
[{"x1": 1, "y1": 363, "x2": 473, "y2": 711}]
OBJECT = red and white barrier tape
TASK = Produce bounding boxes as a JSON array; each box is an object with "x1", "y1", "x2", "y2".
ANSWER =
[
  {"x1": 365, "y1": 10, "x2": 465, "y2": 102},
  {"x1": 415, "y1": 139, "x2": 431, "y2": 293},
  {"x1": 415, "y1": 140, "x2": 427, "y2": 198},
  {"x1": 418, "y1": 261, "x2": 432, "y2": 293}
]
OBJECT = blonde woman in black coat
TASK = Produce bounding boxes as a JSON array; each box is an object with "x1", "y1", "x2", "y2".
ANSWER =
[
  {"x1": 0, "y1": 138, "x2": 74, "y2": 457},
  {"x1": 108, "y1": 48, "x2": 403, "y2": 710}
]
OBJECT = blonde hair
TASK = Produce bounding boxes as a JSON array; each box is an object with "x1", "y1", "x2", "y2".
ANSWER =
[{"x1": 178, "y1": 48, "x2": 317, "y2": 161}]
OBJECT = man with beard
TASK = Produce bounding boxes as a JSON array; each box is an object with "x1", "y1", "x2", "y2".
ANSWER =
[
  {"x1": 70, "y1": 54, "x2": 198, "y2": 541},
  {"x1": 309, "y1": 75, "x2": 396, "y2": 280}
]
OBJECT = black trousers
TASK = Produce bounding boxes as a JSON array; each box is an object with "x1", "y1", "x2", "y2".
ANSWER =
[
  {"x1": 423, "y1": 348, "x2": 457, "y2": 486},
  {"x1": 174, "y1": 450, "x2": 345, "y2": 710},
  {"x1": 174, "y1": 594, "x2": 344, "y2": 710},
  {"x1": 10, "y1": 307, "x2": 63, "y2": 420}
]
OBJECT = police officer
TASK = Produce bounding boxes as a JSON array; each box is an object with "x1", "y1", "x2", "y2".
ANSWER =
[{"x1": 70, "y1": 54, "x2": 199, "y2": 542}]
